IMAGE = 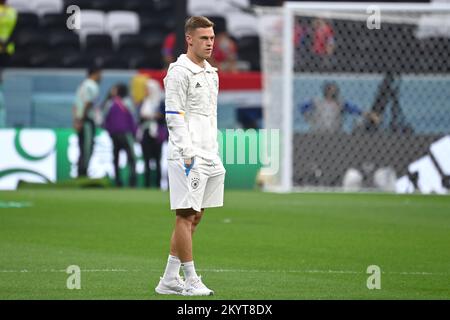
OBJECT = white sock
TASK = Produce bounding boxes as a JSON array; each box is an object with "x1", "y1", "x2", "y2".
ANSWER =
[
  {"x1": 181, "y1": 261, "x2": 198, "y2": 280},
  {"x1": 162, "y1": 255, "x2": 181, "y2": 281}
]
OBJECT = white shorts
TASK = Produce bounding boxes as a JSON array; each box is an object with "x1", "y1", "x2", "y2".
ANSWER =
[{"x1": 168, "y1": 156, "x2": 226, "y2": 212}]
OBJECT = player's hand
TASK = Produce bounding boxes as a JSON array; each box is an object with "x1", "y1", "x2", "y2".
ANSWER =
[{"x1": 184, "y1": 158, "x2": 195, "y2": 176}]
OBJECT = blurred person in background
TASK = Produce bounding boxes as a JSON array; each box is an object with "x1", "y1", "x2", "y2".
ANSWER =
[
  {"x1": 138, "y1": 78, "x2": 164, "y2": 189},
  {"x1": 162, "y1": 32, "x2": 177, "y2": 69},
  {"x1": 311, "y1": 18, "x2": 335, "y2": 69},
  {"x1": 130, "y1": 74, "x2": 150, "y2": 107},
  {"x1": 0, "y1": 0, "x2": 17, "y2": 67},
  {"x1": 300, "y1": 81, "x2": 372, "y2": 133},
  {"x1": 162, "y1": 30, "x2": 238, "y2": 72},
  {"x1": 73, "y1": 67, "x2": 102, "y2": 177},
  {"x1": 103, "y1": 83, "x2": 137, "y2": 188},
  {"x1": 312, "y1": 18, "x2": 335, "y2": 56},
  {"x1": 209, "y1": 31, "x2": 238, "y2": 72}
]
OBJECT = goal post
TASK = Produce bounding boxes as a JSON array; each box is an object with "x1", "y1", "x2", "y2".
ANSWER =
[{"x1": 257, "y1": 2, "x2": 450, "y2": 193}]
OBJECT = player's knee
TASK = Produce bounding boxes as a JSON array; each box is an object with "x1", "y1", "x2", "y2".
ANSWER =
[
  {"x1": 194, "y1": 211, "x2": 203, "y2": 225},
  {"x1": 191, "y1": 211, "x2": 203, "y2": 232},
  {"x1": 176, "y1": 209, "x2": 197, "y2": 225}
]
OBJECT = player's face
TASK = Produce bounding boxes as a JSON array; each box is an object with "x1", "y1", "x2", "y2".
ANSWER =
[
  {"x1": 92, "y1": 71, "x2": 102, "y2": 83},
  {"x1": 186, "y1": 27, "x2": 215, "y2": 60}
]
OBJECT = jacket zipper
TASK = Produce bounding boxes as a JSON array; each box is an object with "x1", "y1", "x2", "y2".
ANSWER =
[{"x1": 203, "y1": 71, "x2": 213, "y2": 110}]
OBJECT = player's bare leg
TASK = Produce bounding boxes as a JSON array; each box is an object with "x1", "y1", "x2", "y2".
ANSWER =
[
  {"x1": 156, "y1": 208, "x2": 212, "y2": 295},
  {"x1": 156, "y1": 209, "x2": 196, "y2": 295},
  {"x1": 191, "y1": 209, "x2": 204, "y2": 235},
  {"x1": 173, "y1": 209, "x2": 197, "y2": 262}
]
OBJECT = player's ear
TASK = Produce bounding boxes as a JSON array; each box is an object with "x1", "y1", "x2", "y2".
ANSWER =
[{"x1": 185, "y1": 33, "x2": 193, "y2": 46}]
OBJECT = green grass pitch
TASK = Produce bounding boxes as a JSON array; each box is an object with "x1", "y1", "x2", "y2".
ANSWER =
[{"x1": 0, "y1": 189, "x2": 449, "y2": 299}]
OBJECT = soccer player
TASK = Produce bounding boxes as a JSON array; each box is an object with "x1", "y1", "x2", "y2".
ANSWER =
[
  {"x1": 73, "y1": 67, "x2": 101, "y2": 177},
  {"x1": 155, "y1": 16, "x2": 226, "y2": 296}
]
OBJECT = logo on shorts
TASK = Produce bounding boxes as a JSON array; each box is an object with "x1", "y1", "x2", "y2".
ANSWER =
[{"x1": 191, "y1": 177, "x2": 200, "y2": 189}]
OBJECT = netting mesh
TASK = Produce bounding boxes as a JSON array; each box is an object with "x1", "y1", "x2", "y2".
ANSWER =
[{"x1": 259, "y1": 5, "x2": 450, "y2": 193}]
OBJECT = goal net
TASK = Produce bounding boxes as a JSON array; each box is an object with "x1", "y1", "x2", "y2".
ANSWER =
[{"x1": 257, "y1": 2, "x2": 450, "y2": 194}]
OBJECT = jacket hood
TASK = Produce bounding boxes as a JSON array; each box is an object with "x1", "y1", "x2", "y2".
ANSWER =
[{"x1": 169, "y1": 54, "x2": 217, "y2": 74}]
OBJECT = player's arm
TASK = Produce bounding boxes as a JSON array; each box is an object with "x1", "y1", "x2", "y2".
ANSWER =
[
  {"x1": 164, "y1": 68, "x2": 195, "y2": 164},
  {"x1": 80, "y1": 86, "x2": 97, "y2": 120},
  {"x1": 343, "y1": 101, "x2": 362, "y2": 115},
  {"x1": 300, "y1": 100, "x2": 314, "y2": 114}
]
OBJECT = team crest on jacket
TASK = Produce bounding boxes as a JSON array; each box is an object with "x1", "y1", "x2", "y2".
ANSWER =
[{"x1": 191, "y1": 177, "x2": 200, "y2": 189}]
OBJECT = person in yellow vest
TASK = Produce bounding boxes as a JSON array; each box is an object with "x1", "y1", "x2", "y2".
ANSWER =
[
  {"x1": 0, "y1": 0, "x2": 17, "y2": 67},
  {"x1": 130, "y1": 73, "x2": 149, "y2": 107}
]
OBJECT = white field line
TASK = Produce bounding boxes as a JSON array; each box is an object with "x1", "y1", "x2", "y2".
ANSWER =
[{"x1": 0, "y1": 268, "x2": 446, "y2": 276}]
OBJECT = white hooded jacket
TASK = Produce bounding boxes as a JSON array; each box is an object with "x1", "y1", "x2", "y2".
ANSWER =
[{"x1": 164, "y1": 54, "x2": 219, "y2": 160}]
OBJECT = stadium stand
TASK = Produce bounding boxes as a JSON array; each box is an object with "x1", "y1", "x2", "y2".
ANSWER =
[
  {"x1": 35, "y1": 0, "x2": 64, "y2": 16},
  {"x1": 76, "y1": 10, "x2": 106, "y2": 46},
  {"x1": 7, "y1": 0, "x2": 33, "y2": 12},
  {"x1": 105, "y1": 11, "x2": 140, "y2": 48},
  {"x1": 90, "y1": 0, "x2": 124, "y2": 12},
  {"x1": 236, "y1": 35, "x2": 261, "y2": 71},
  {"x1": 5, "y1": 0, "x2": 449, "y2": 73},
  {"x1": 6, "y1": 0, "x2": 261, "y2": 70}
]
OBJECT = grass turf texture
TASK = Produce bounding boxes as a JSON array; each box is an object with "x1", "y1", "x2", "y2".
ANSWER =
[{"x1": 0, "y1": 190, "x2": 449, "y2": 300}]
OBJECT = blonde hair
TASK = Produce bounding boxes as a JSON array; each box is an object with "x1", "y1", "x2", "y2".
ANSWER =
[{"x1": 185, "y1": 16, "x2": 214, "y2": 34}]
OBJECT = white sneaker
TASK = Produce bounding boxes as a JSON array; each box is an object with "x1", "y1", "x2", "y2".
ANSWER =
[
  {"x1": 182, "y1": 276, "x2": 214, "y2": 296},
  {"x1": 155, "y1": 275, "x2": 185, "y2": 295}
]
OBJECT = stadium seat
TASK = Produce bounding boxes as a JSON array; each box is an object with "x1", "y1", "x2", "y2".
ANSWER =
[
  {"x1": 117, "y1": 33, "x2": 159, "y2": 68},
  {"x1": 8, "y1": 52, "x2": 30, "y2": 67},
  {"x1": 207, "y1": 16, "x2": 227, "y2": 34},
  {"x1": 28, "y1": 52, "x2": 51, "y2": 67},
  {"x1": 118, "y1": 47, "x2": 146, "y2": 66},
  {"x1": 40, "y1": 13, "x2": 67, "y2": 30},
  {"x1": 15, "y1": 29, "x2": 49, "y2": 53},
  {"x1": 142, "y1": 31, "x2": 166, "y2": 50},
  {"x1": 250, "y1": 0, "x2": 280, "y2": 5},
  {"x1": 85, "y1": 34, "x2": 114, "y2": 55},
  {"x1": 60, "y1": 52, "x2": 93, "y2": 68},
  {"x1": 122, "y1": 0, "x2": 156, "y2": 12},
  {"x1": 34, "y1": 0, "x2": 64, "y2": 16},
  {"x1": 75, "y1": 10, "x2": 106, "y2": 46},
  {"x1": 152, "y1": 0, "x2": 175, "y2": 12},
  {"x1": 13, "y1": 29, "x2": 49, "y2": 67},
  {"x1": 118, "y1": 33, "x2": 147, "y2": 53},
  {"x1": 48, "y1": 30, "x2": 81, "y2": 52},
  {"x1": 188, "y1": 0, "x2": 223, "y2": 16},
  {"x1": 189, "y1": 0, "x2": 250, "y2": 16},
  {"x1": 63, "y1": 0, "x2": 94, "y2": 10},
  {"x1": 226, "y1": 12, "x2": 259, "y2": 38},
  {"x1": 220, "y1": 0, "x2": 251, "y2": 13},
  {"x1": 139, "y1": 10, "x2": 175, "y2": 33},
  {"x1": 236, "y1": 35, "x2": 261, "y2": 71},
  {"x1": 91, "y1": 0, "x2": 124, "y2": 12},
  {"x1": 46, "y1": 30, "x2": 81, "y2": 67},
  {"x1": 8, "y1": 0, "x2": 34, "y2": 13},
  {"x1": 130, "y1": 52, "x2": 163, "y2": 70},
  {"x1": 14, "y1": 13, "x2": 40, "y2": 33},
  {"x1": 97, "y1": 54, "x2": 129, "y2": 69},
  {"x1": 105, "y1": 11, "x2": 140, "y2": 48}
]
